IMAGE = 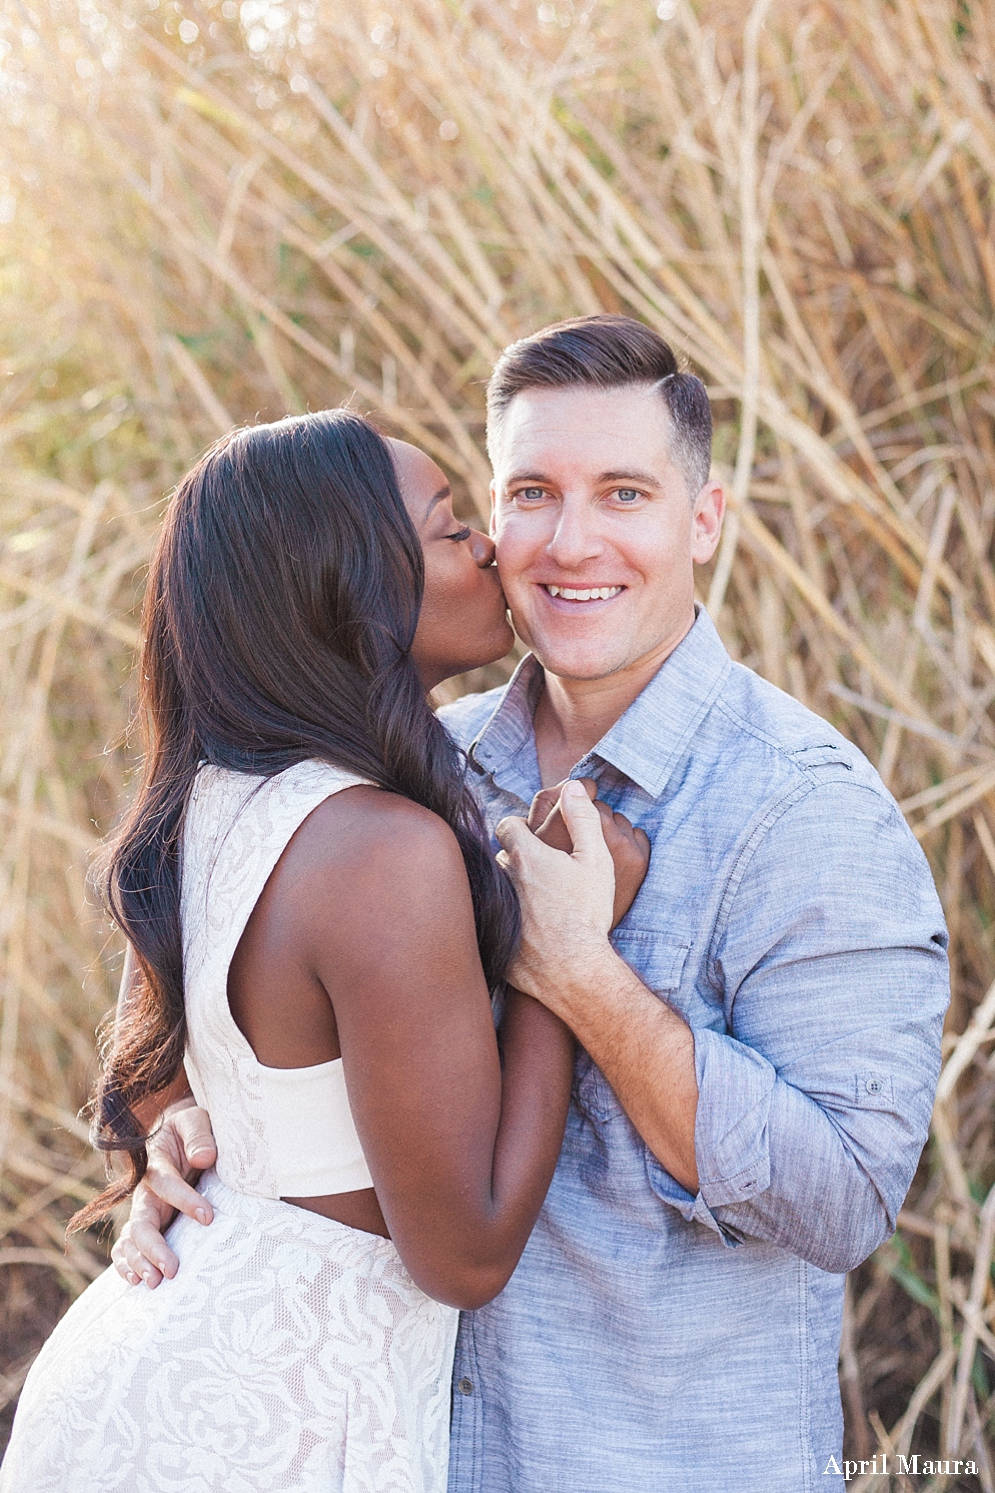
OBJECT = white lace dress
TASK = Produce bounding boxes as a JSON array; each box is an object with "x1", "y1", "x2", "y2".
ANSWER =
[{"x1": 1, "y1": 762, "x2": 459, "y2": 1493}]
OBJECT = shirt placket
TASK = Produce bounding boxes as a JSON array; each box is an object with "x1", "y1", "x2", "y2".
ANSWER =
[{"x1": 447, "y1": 1314, "x2": 483, "y2": 1493}]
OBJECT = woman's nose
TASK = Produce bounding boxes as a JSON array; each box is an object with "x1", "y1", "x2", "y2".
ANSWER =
[{"x1": 471, "y1": 529, "x2": 497, "y2": 567}]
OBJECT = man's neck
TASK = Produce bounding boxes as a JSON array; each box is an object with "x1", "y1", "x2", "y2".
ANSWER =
[{"x1": 532, "y1": 615, "x2": 695, "y2": 788}]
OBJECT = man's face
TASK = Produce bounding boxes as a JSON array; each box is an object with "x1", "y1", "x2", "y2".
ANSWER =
[{"x1": 489, "y1": 383, "x2": 724, "y2": 683}]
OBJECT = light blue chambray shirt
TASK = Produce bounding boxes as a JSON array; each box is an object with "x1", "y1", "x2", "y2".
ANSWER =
[{"x1": 438, "y1": 606, "x2": 948, "y2": 1493}]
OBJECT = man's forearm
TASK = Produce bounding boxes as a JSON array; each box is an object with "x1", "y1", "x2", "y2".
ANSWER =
[
  {"x1": 539, "y1": 945, "x2": 934, "y2": 1271},
  {"x1": 535, "y1": 948, "x2": 699, "y2": 1194}
]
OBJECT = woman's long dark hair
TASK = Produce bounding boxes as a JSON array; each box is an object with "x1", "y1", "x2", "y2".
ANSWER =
[{"x1": 71, "y1": 410, "x2": 519, "y2": 1231}]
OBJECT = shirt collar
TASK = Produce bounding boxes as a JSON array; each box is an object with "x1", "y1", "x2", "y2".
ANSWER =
[
  {"x1": 465, "y1": 651, "x2": 545, "y2": 801},
  {"x1": 467, "y1": 606, "x2": 732, "y2": 800}
]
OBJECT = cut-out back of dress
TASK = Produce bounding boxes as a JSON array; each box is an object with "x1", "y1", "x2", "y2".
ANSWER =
[{"x1": 182, "y1": 759, "x2": 376, "y2": 1199}]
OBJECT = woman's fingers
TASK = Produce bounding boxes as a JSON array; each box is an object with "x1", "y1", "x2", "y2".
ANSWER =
[
  {"x1": 527, "y1": 783, "x2": 565, "y2": 831},
  {"x1": 532, "y1": 802, "x2": 572, "y2": 853},
  {"x1": 607, "y1": 819, "x2": 651, "y2": 926},
  {"x1": 525, "y1": 782, "x2": 597, "y2": 842},
  {"x1": 593, "y1": 798, "x2": 617, "y2": 840}
]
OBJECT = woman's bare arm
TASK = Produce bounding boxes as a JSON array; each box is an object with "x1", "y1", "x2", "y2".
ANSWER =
[
  {"x1": 110, "y1": 783, "x2": 646, "y2": 1294},
  {"x1": 284, "y1": 786, "x2": 577, "y2": 1308}
]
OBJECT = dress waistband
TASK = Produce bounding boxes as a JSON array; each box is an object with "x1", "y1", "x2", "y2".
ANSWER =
[{"x1": 197, "y1": 1169, "x2": 404, "y2": 1272}]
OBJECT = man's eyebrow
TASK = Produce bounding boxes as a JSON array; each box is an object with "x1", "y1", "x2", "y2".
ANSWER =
[{"x1": 596, "y1": 470, "x2": 663, "y2": 488}]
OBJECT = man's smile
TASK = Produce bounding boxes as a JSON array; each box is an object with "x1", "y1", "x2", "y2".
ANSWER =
[{"x1": 539, "y1": 583, "x2": 626, "y2": 604}]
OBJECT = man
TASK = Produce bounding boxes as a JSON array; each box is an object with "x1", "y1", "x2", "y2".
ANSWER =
[{"x1": 115, "y1": 316, "x2": 948, "y2": 1490}]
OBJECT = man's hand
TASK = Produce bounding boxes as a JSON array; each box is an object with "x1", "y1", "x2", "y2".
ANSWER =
[
  {"x1": 497, "y1": 781, "x2": 620, "y2": 998},
  {"x1": 110, "y1": 1098, "x2": 218, "y2": 1288},
  {"x1": 528, "y1": 778, "x2": 650, "y2": 927},
  {"x1": 499, "y1": 781, "x2": 699, "y2": 1193}
]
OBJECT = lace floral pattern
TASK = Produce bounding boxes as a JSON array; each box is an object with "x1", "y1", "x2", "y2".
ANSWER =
[
  {"x1": 2, "y1": 763, "x2": 459, "y2": 1491},
  {"x1": 2, "y1": 1175, "x2": 458, "y2": 1492}
]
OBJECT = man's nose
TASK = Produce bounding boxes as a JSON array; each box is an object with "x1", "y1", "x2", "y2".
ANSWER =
[
  {"x1": 545, "y1": 503, "x2": 604, "y2": 569},
  {"x1": 471, "y1": 529, "x2": 497, "y2": 567}
]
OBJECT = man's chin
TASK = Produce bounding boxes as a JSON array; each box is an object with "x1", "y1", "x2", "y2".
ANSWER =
[{"x1": 527, "y1": 644, "x2": 632, "y2": 684}]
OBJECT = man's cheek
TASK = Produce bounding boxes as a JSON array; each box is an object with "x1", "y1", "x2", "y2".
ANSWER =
[{"x1": 494, "y1": 546, "x2": 528, "y2": 596}]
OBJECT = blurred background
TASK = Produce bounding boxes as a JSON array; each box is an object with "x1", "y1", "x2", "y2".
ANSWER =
[{"x1": 1, "y1": 0, "x2": 994, "y2": 1482}]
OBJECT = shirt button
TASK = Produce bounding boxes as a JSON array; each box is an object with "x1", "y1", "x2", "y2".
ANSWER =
[
  {"x1": 866, "y1": 1078, "x2": 882, "y2": 1094},
  {"x1": 457, "y1": 1378, "x2": 474, "y2": 1396}
]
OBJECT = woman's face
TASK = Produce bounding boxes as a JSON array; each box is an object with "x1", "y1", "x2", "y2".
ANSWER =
[{"x1": 391, "y1": 439, "x2": 514, "y2": 690}]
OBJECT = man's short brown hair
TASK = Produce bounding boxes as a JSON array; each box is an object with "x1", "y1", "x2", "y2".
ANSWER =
[{"x1": 486, "y1": 314, "x2": 712, "y2": 496}]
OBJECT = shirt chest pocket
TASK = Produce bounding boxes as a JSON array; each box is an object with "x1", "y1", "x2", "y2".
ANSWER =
[{"x1": 573, "y1": 932, "x2": 692, "y2": 1124}]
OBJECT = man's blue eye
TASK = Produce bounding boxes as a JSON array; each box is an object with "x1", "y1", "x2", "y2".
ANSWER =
[
  {"x1": 616, "y1": 489, "x2": 640, "y2": 503},
  {"x1": 520, "y1": 488, "x2": 545, "y2": 501}
]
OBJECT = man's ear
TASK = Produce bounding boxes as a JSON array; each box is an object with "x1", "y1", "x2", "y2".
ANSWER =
[
  {"x1": 489, "y1": 480, "x2": 499, "y2": 541},
  {"x1": 691, "y1": 481, "x2": 725, "y2": 565}
]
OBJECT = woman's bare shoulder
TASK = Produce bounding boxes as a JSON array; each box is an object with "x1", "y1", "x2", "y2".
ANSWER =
[
  {"x1": 276, "y1": 785, "x2": 481, "y2": 1006},
  {"x1": 283, "y1": 783, "x2": 467, "y2": 888}
]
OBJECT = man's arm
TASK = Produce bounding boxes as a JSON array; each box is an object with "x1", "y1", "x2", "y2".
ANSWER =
[
  {"x1": 497, "y1": 805, "x2": 699, "y2": 1192},
  {"x1": 499, "y1": 777, "x2": 949, "y2": 1273}
]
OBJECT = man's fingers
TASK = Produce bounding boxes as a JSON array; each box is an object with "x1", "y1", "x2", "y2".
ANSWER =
[
  {"x1": 113, "y1": 1221, "x2": 178, "y2": 1288},
  {"x1": 111, "y1": 1229, "x2": 167, "y2": 1289},
  {"x1": 130, "y1": 1219, "x2": 179, "y2": 1280},
  {"x1": 110, "y1": 1236, "x2": 143, "y2": 1286},
  {"x1": 495, "y1": 815, "x2": 533, "y2": 857},
  {"x1": 558, "y1": 780, "x2": 613, "y2": 862},
  {"x1": 173, "y1": 1105, "x2": 218, "y2": 1169},
  {"x1": 143, "y1": 1162, "x2": 213, "y2": 1226}
]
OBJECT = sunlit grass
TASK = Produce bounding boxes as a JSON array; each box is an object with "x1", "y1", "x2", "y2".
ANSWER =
[{"x1": 1, "y1": 0, "x2": 994, "y2": 1476}]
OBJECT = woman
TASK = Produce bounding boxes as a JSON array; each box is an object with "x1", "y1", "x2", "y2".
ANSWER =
[{"x1": 1, "y1": 411, "x2": 646, "y2": 1492}]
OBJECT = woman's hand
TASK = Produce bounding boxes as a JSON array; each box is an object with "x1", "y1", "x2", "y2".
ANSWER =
[
  {"x1": 497, "y1": 781, "x2": 625, "y2": 1000},
  {"x1": 527, "y1": 778, "x2": 650, "y2": 927}
]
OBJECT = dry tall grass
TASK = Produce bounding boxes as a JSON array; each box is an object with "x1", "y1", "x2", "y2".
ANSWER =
[{"x1": 1, "y1": 0, "x2": 994, "y2": 1480}]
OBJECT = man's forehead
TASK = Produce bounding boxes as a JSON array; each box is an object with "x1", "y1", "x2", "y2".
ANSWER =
[{"x1": 491, "y1": 382, "x2": 675, "y2": 480}]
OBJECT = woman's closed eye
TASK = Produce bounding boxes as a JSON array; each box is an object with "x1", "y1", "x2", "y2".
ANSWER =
[{"x1": 447, "y1": 524, "x2": 473, "y2": 542}]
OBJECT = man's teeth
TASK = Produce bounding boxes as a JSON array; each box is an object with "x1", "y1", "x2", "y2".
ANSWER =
[{"x1": 545, "y1": 585, "x2": 623, "y2": 601}]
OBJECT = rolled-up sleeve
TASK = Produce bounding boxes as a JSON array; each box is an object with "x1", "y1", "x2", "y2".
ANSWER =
[{"x1": 678, "y1": 775, "x2": 948, "y2": 1273}]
